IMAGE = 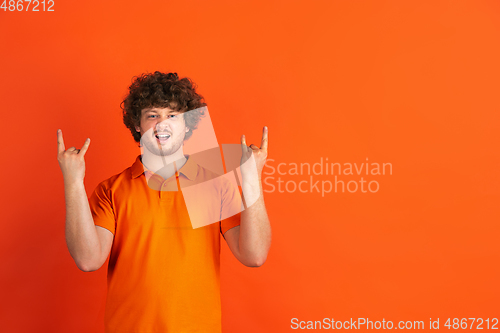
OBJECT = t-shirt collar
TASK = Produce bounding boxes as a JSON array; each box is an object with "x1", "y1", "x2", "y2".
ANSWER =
[{"x1": 131, "y1": 154, "x2": 198, "y2": 181}]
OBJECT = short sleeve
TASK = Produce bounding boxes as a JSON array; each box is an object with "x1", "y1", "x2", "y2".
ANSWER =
[
  {"x1": 88, "y1": 181, "x2": 116, "y2": 235},
  {"x1": 220, "y1": 178, "x2": 242, "y2": 237},
  {"x1": 220, "y1": 212, "x2": 241, "y2": 239}
]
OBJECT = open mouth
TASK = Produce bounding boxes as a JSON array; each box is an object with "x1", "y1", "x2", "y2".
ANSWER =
[{"x1": 155, "y1": 133, "x2": 171, "y2": 144}]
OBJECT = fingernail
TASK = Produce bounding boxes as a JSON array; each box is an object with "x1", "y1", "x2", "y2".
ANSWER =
[{"x1": 57, "y1": 129, "x2": 61, "y2": 132}]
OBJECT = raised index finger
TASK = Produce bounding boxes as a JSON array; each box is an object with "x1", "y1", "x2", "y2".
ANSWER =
[
  {"x1": 260, "y1": 126, "x2": 268, "y2": 150},
  {"x1": 57, "y1": 129, "x2": 65, "y2": 154}
]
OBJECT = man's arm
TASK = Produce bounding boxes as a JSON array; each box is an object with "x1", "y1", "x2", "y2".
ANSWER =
[
  {"x1": 64, "y1": 181, "x2": 113, "y2": 271},
  {"x1": 224, "y1": 126, "x2": 271, "y2": 267},
  {"x1": 57, "y1": 129, "x2": 113, "y2": 272}
]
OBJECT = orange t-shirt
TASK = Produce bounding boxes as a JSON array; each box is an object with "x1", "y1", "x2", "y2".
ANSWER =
[{"x1": 88, "y1": 154, "x2": 241, "y2": 333}]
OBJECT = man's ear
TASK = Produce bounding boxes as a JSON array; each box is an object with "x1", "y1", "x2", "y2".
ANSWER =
[{"x1": 135, "y1": 126, "x2": 140, "y2": 132}]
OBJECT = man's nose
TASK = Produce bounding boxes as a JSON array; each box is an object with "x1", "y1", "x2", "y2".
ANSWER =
[{"x1": 155, "y1": 118, "x2": 170, "y2": 131}]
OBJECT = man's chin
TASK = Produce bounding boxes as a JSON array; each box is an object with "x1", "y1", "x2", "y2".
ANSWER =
[
  {"x1": 154, "y1": 148, "x2": 174, "y2": 156},
  {"x1": 142, "y1": 144, "x2": 173, "y2": 156}
]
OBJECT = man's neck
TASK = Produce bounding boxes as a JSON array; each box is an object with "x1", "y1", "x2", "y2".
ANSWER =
[{"x1": 141, "y1": 149, "x2": 188, "y2": 180}]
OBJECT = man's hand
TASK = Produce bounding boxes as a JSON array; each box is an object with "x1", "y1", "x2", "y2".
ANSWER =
[
  {"x1": 57, "y1": 129, "x2": 91, "y2": 185},
  {"x1": 240, "y1": 126, "x2": 268, "y2": 181}
]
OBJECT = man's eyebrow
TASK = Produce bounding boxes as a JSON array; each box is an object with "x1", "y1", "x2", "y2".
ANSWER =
[
  {"x1": 142, "y1": 110, "x2": 183, "y2": 117},
  {"x1": 143, "y1": 109, "x2": 180, "y2": 113}
]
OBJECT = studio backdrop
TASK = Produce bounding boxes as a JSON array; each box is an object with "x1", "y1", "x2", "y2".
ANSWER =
[{"x1": 1, "y1": 1, "x2": 499, "y2": 332}]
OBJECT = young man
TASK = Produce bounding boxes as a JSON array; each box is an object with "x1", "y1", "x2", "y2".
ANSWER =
[{"x1": 57, "y1": 71, "x2": 271, "y2": 332}]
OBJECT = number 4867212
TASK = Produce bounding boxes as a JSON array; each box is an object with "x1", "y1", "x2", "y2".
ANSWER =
[{"x1": 1, "y1": 0, "x2": 55, "y2": 11}]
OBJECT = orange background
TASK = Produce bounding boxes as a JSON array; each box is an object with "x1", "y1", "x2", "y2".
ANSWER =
[{"x1": 1, "y1": 0, "x2": 499, "y2": 332}]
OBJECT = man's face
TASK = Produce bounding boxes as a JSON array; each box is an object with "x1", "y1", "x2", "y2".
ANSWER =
[{"x1": 135, "y1": 107, "x2": 189, "y2": 156}]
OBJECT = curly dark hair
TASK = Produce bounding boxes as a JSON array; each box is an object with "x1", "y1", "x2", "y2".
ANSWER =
[{"x1": 121, "y1": 71, "x2": 207, "y2": 144}]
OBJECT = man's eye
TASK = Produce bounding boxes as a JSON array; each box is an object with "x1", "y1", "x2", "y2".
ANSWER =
[
  {"x1": 168, "y1": 115, "x2": 177, "y2": 118},
  {"x1": 148, "y1": 115, "x2": 157, "y2": 118}
]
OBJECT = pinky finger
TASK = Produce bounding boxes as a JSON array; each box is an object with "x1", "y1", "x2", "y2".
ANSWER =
[
  {"x1": 241, "y1": 135, "x2": 249, "y2": 152},
  {"x1": 79, "y1": 138, "x2": 91, "y2": 156}
]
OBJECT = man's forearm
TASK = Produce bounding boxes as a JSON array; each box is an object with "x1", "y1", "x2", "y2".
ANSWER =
[
  {"x1": 64, "y1": 181, "x2": 101, "y2": 271},
  {"x1": 239, "y1": 179, "x2": 271, "y2": 266}
]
